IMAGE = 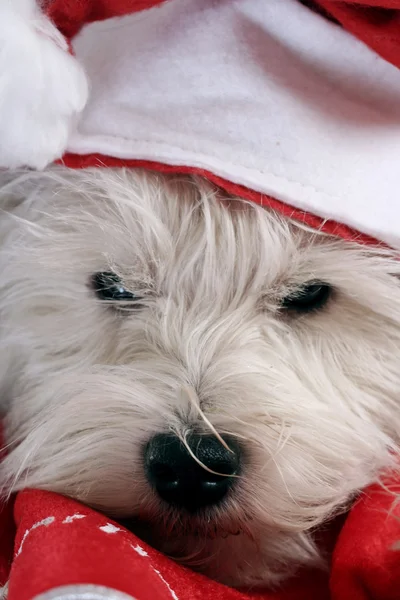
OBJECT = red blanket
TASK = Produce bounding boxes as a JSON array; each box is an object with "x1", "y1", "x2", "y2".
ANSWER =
[{"x1": 0, "y1": 482, "x2": 400, "y2": 599}]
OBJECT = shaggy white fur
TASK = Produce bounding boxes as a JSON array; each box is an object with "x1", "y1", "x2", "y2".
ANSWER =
[
  {"x1": 0, "y1": 167, "x2": 400, "y2": 587},
  {"x1": 0, "y1": 0, "x2": 88, "y2": 169}
]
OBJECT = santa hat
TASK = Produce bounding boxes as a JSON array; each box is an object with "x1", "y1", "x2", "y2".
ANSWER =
[{"x1": 1, "y1": 0, "x2": 400, "y2": 248}]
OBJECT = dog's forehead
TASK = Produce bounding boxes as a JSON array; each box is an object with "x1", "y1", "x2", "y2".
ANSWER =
[
  {"x1": 20, "y1": 170, "x2": 336, "y2": 293},
  {"x1": 93, "y1": 192, "x2": 304, "y2": 284},
  {"x1": 62, "y1": 179, "x2": 341, "y2": 298}
]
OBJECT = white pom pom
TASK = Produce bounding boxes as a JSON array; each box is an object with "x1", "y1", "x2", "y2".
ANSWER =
[{"x1": 0, "y1": 0, "x2": 89, "y2": 169}]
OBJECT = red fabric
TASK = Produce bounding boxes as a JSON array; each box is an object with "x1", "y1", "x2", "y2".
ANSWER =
[
  {"x1": 330, "y1": 481, "x2": 400, "y2": 600},
  {"x1": 46, "y1": 0, "x2": 167, "y2": 38},
  {"x1": 0, "y1": 499, "x2": 15, "y2": 589},
  {"x1": 0, "y1": 484, "x2": 399, "y2": 599},
  {"x1": 317, "y1": 1, "x2": 400, "y2": 68}
]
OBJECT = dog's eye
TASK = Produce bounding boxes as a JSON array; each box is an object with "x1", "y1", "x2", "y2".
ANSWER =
[
  {"x1": 281, "y1": 282, "x2": 332, "y2": 313},
  {"x1": 91, "y1": 272, "x2": 143, "y2": 305}
]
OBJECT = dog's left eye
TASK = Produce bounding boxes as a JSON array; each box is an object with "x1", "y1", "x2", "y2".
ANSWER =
[
  {"x1": 91, "y1": 272, "x2": 143, "y2": 305},
  {"x1": 281, "y1": 282, "x2": 332, "y2": 313}
]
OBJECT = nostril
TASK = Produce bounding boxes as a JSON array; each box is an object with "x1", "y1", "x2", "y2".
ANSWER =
[
  {"x1": 148, "y1": 463, "x2": 179, "y2": 491},
  {"x1": 144, "y1": 433, "x2": 242, "y2": 512}
]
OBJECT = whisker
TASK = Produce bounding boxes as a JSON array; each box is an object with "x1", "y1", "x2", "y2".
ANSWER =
[
  {"x1": 181, "y1": 386, "x2": 232, "y2": 452},
  {"x1": 177, "y1": 430, "x2": 240, "y2": 478}
]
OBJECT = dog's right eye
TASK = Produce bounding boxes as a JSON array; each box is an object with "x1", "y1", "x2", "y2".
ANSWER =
[
  {"x1": 91, "y1": 272, "x2": 143, "y2": 305},
  {"x1": 281, "y1": 281, "x2": 332, "y2": 314}
]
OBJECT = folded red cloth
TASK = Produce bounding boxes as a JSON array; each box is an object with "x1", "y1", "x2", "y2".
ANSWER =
[
  {"x1": 318, "y1": 0, "x2": 400, "y2": 67},
  {"x1": 0, "y1": 482, "x2": 399, "y2": 600}
]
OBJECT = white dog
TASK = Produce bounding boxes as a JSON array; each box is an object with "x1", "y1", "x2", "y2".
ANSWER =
[{"x1": 0, "y1": 166, "x2": 400, "y2": 588}]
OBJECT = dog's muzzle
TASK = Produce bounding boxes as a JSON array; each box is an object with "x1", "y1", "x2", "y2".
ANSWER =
[{"x1": 144, "y1": 433, "x2": 241, "y2": 513}]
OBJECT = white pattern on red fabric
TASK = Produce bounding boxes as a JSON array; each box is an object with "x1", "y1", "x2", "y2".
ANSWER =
[
  {"x1": 16, "y1": 516, "x2": 55, "y2": 557},
  {"x1": 153, "y1": 569, "x2": 179, "y2": 600},
  {"x1": 99, "y1": 523, "x2": 121, "y2": 534},
  {"x1": 131, "y1": 543, "x2": 149, "y2": 557},
  {"x1": 62, "y1": 513, "x2": 86, "y2": 523}
]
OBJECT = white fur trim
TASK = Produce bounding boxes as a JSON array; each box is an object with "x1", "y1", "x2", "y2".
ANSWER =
[
  {"x1": 32, "y1": 585, "x2": 137, "y2": 600},
  {"x1": 0, "y1": 0, "x2": 89, "y2": 169},
  {"x1": 69, "y1": 0, "x2": 400, "y2": 246}
]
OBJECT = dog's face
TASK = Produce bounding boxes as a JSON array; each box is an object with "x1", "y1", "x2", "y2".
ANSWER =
[{"x1": 0, "y1": 168, "x2": 400, "y2": 587}]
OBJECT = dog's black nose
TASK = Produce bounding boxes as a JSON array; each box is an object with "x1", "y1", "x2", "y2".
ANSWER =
[{"x1": 144, "y1": 433, "x2": 241, "y2": 512}]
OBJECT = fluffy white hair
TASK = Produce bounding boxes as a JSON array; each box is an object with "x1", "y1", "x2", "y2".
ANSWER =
[{"x1": 0, "y1": 167, "x2": 400, "y2": 587}]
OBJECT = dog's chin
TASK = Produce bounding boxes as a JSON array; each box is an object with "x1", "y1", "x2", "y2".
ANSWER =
[
  {"x1": 113, "y1": 501, "x2": 326, "y2": 588},
  {"x1": 120, "y1": 513, "x2": 244, "y2": 539},
  {"x1": 117, "y1": 511, "x2": 253, "y2": 581}
]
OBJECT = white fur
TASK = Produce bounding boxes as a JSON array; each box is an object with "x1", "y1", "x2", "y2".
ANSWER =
[
  {"x1": 0, "y1": 0, "x2": 88, "y2": 169},
  {"x1": 0, "y1": 167, "x2": 400, "y2": 588}
]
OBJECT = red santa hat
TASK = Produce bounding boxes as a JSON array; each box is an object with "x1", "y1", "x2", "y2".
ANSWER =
[{"x1": 1, "y1": 0, "x2": 400, "y2": 248}]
